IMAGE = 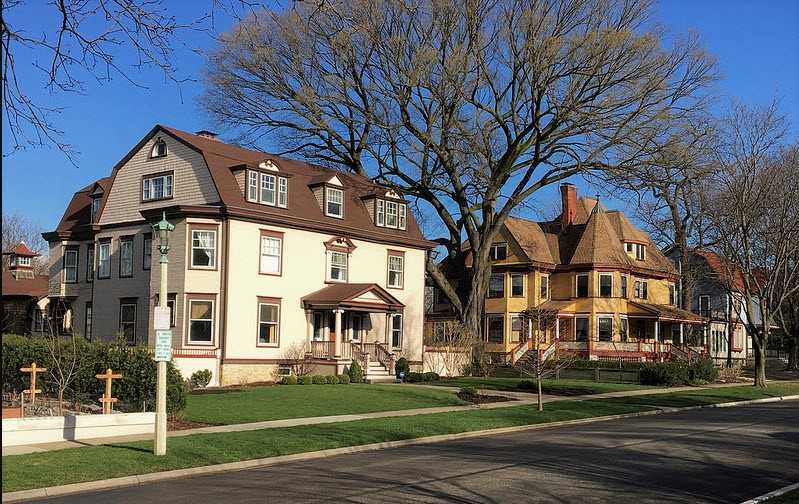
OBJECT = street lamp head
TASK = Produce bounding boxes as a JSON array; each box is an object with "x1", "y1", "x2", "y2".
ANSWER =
[{"x1": 152, "y1": 211, "x2": 175, "y2": 253}]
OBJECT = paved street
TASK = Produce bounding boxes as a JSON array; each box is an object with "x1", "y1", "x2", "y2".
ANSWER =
[{"x1": 30, "y1": 401, "x2": 799, "y2": 503}]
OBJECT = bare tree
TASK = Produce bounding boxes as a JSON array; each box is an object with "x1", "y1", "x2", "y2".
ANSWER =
[
  {"x1": 516, "y1": 306, "x2": 576, "y2": 410},
  {"x1": 424, "y1": 321, "x2": 471, "y2": 377},
  {"x1": 281, "y1": 341, "x2": 314, "y2": 377},
  {"x1": 705, "y1": 103, "x2": 799, "y2": 387},
  {"x1": 204, "y1": 0, "x2": 716, "y2": 346},
  {"x1": 43, "y1": 300, "x2": 83, "y2": 415},
  {"x1": 2, "y1": 211, "x2": 48, "y2": 273},
  {"x1": 1, "y1": 1, "x2": 207, "y2": 163}
]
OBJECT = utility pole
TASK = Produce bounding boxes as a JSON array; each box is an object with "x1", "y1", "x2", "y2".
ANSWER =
[{"x1": 152, "y1": 212, "x2": 174, "y2": 456}]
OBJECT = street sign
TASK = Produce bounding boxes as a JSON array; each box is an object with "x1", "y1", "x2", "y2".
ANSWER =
[
  {"x1": 154, "y1": 306, "x2": 171, "y2": 331},
  {"x1": 154, "y1": 330, "x2": 172, "y2": 361}
]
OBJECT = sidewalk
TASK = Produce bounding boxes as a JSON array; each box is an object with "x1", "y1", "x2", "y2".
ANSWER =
[{"x1": 0, "y1": 381, "x2": 756, "y2": 457}]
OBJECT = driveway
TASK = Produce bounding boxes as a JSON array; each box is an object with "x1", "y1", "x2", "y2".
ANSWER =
[{"x1": 28, "y1": 401, "x2": 799, "y2": 503}]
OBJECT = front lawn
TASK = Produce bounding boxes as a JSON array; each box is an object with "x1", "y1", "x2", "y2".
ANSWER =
[
  {"x1": 183, "y1": 384, "x2": 466, "y2": 425},
  {"x1": 437, "y1": 377, "x2": 656, "y2": 395},
  {"x1": 596, "y1": 382, "x2": 799, "y2": 408},
  {"x1": 2, "y1": 399, "x2": 651, "y2": 493}
]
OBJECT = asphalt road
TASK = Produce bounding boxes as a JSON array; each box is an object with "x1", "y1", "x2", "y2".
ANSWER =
[{"x1": 30, "y1": 401, "x2": 799, "y2": 504}]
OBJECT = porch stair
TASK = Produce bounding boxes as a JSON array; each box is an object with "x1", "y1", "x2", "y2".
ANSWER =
[
  {"x1": 513, "y1": 349, "x2": 539, "y2": 371},
  {"x1": 364, "y1": 361, "x2": 397, "y2": 383}
]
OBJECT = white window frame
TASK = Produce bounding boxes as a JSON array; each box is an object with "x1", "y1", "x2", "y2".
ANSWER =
[
  {"x1": 510, "y1": 272, "x2": 525, "y2": 297},
  {"x1": 387, "y1": 254, "x2": 404, "y2": 288},
  {"x1": 257, "y1": 302, "x2": 280, "y2": 346},
  {"x1": 597, "y1": 316, "x2": 613, "y2": 341},
  {"x1": 191, "y1": 230, "x2": 217, "y2": 269},
  {"x1": 489, "y1": 242, "x2": 508, "y2": 261},
  {"x1": 98, "y1": 242, "x2": 111, "y2": 278},
  {"x1": 576, "y1": 273, "x2": 589, "y2": 297},
  {"x1": 327, "y1": 250, "x2": 348, "y2": 282},
  {"x1": 63, "y1": 249, "x2": 78, "y2": 283},
  {"x1": 510, "y1": 314, "x2": 524, "y2": 343},
  {"x1": 385, "y1": 200, "x2": 399, "y2": 228},
  {"x1": 247, "y1": 170, "x2": 259, "y2": 202},
  {"x1": 325, "y1": 187, "x2": 344, "y2": 218},
  {"x1": 376, "y1": 199, "x2": 385, "y2": 226},
  {"x1": 635, "y1": 243, "x2": 646, "y2": 261},
  {"x1": 187, "y1": 299, "x2": 215, "y2": 345},
  {"x1": 260, "y1": 172, "x2": 276, "y2": 205},
  {"x1": 620, "y1": 316, "x2": 629, "y2": 341},
  {"x1": 151, "y1": 139, "x2": 167, "y2": 158},
  {"x1": 119, "y1": 238, "x2": 134, "y2": 277},
  {"x1": 398, "y1": 203, "x2": 406, "y2": 230},
  {"x1": 599, "y1": 273, "x2": 613, "y2": 298},
  {"x1": 620, "y1": 274, "x2": 628, "y2": 298},
  {"x1": 259, "y1": 236, "x2": 282, "y2": 275},
  {"x1": 18, "y1": 256, "x2": 31, "y2": 266},
  {"x1": 278, "y1": 176, "x2": 288, "y2": 208},
  {"x1": 142, "y1": 173, "x2": 173, "y2": 201},
  {"x1": 390, "y1": 313, "x2": 403, "y2": 349}
]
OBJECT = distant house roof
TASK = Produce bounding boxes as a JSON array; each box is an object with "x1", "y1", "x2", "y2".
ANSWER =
[
  {"x1": 1, "y1": 270, "x2": 48, "y2": 298},
  {"x1": 692, "y1": 249, "x2": 766, "y2": 292},
  {"x1": 2, "y1": 242, "x2": 39, "y2": 257}
]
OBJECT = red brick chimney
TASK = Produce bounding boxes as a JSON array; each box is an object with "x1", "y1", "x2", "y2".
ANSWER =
[{"x1": 560, "y1": 183, "x2": 577, "y2": 228}]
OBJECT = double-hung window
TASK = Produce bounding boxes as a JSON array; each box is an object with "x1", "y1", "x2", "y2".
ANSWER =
[
  {"x1": 326, "y1": 187, "x2": 343, "y2": 218},
  {"x1": 386, "y1": 201, "x2": 398, "y2": 227},
  {"x1": 376, "y1": 200, "x2": 385, "y2": 226},
  {"x1": 90, "y1": 197, "x2": 101, "y2": 222},
  {"x1": 260, "y1": 235, "x2": 282, "y2": 275},
  {"x1": 575, "y1": 317, "x2": 589, "y2": 341},
  {"x1": 620, "y1": 317, "x2": 629, "y2": 341},
  {"x1": 260, "y1": 173, "x2": 276, "y2": 205},
  {"x1": 258, "y1": 301, "x2": 280, "y2": 346},
  {"x1": 63, "y1": 248, "x2": 78, "y2": 283},
  {"x1": 328, "y1": 251, "x2": 348, "y2": 282},
  {"x1": 511, "y1": 273, "x2": 524, "y2": 297},
  {"x1": 390, "y1": 313, "x2": 403, "y2": 348},
  {"x1": 86, "y1": 244, "x2": 94, "y2": 282},
  {"x1": 119, "y1": 300, "x2": 137, "y2": 345},
  {"x1": 576, "y1": 273, "x2": 589, "y2": 297},
  {"x1": 143, "y1": 235, "x2": 152, "y2": 270},
  {"x1": 621, "y1": 275, "x2": 628, "y2": 298},
  {"x1": 699, "y1": 295, "x2": 710, "y2": 318},
  {"x1": 598, "y1": 316, "x2": 613, "y2": 341},
  {"x1": 247, "y1": 170, "x2": 288, "y2": 207},
  {"x1": 374, "y1": 199, "x2": 407, "y2": 229},
  {"x1": 387, "y1": 253, "x2": 404, "y2": 288},
  {"x1": 540, "y1": 274, "x2": 550, "y2": 300},
  {"x1": 188, "y1": 299, "x2": 214, "y2": 344},
  {"x1": 119, "y1": 237, "x2": 134, "y2": 277},
  {"x1": 599, "y1": 273, "x2": 613, "y2": 297},
  {"x1": 97, "y1": 241, "x2": 111, "y2": 278},
  {"x1": 142, "y1": 173, "x2": 173, "y2": 201},
  {"x1": 488, "y1": 273, "x2": 505, "y2": 298},
  {"x1": 247, "y1": 171, "x2": 259, "y2": 201},
  {"x1": 278, "y1": 177, "x2": 288, "y2": 207},
  {"x1": 191, "y1": 230, "x2": 216, "y2": 268},
  {"x1": 510, "y1": 315, "x2": 524, "y2": 343},
  {"x1": 486, "y1": 315, "x2": 504, "y2": 343}
]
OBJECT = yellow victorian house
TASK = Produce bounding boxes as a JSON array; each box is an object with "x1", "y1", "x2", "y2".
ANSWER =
[{"x1": 427, "y1": 183, "x2": 704, "y2": 363}]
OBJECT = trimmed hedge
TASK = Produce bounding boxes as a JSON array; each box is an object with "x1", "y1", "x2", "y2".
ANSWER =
[
  {"x1": 281, "y1": 375, "x2": 298, "y2": 385},
  {"x1": 337, "y1": 374, "x2": 351, "y2": 384},
  {"x1": 325, "y1": 375, "x2": 339, "y2": 384},
  {"x1": 299, "y1": 375, "x2": 313, "y2": 385},
  {"x1": 395, "y1": 357, "x2": 410, "y2": 378},
  {"x1": 347, "y1": 361, "x2": 364, "y2": 384},
  {"x1": 404, "y1": 371, "x2": 440, "y2": 383},
  {"x1": 311, "y1": 375, "x2": 326, "y2": 385},
  {"x1": 2, "y1": 334, "x2": 186, "y2": 416}
]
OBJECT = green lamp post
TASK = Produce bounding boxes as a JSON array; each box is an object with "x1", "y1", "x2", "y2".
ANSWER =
[{"x1": 152, "y1": 211, "x2": 174, "y2": 456}]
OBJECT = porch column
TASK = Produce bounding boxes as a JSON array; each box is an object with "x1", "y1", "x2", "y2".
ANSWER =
[
  {"x1": 654, "y1": 320, "x2": 659, "y2": 343},
  {"x1": 555, "y1": 317, "x2": 560, "y2": 341},
  {"x1": 679, "y1": 323, "x2": 684, "y2": 346},
  {"x1": 334, "y1": 309, "x2": 343, "y2": 358}
]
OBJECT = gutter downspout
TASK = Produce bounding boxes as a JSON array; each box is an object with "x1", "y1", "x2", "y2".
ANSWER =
[{"x1": 217, "y1": 215, "x2": 230, "y2": 387}]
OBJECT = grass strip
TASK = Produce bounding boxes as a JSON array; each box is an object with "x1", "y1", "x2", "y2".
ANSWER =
[
  {"x1": 594, "y1": 382, "x2": 799, "y2": 408},
  {"x1": 184, "y1": 384, "x2": 467, "y2": 425},
  {"x1": 437, "y1": 377, "x2": 656, "y2": 395},
  {"x1": 3, "y1": 400, "x2": 649, "y2": 492}
]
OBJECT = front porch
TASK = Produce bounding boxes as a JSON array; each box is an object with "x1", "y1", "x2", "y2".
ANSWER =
[{"x1": 301, "y1": 283, "x2": 405, "y2": 380}]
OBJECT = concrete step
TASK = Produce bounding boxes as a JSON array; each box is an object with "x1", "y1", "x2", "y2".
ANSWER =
[
  {"x1": 365, "y1": 375, "x2": 398, "y2": 384},
  {"x1": 366, "y1": 369, "x2": 389, "y2": 376}
]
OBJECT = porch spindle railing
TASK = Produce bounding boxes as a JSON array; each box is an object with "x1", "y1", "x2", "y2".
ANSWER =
[{"x1": 309, "y1": 341, "x2": 335, "y2": 359}]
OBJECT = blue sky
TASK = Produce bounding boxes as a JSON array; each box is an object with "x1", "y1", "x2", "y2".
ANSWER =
[{"x1": 2, "y1": 0, "x2": 798, "y2": 235}]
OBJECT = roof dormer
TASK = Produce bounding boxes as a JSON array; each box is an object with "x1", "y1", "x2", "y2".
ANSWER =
[
  {"x1": 308, "y1": 174, "x2": 346, "y2": 219},
  {"x1": 3, "y1": 242, "x2": 39, "y2": 272},
  {"x1": 244, "y1": 160, "x2": 289, "y2": 208}
]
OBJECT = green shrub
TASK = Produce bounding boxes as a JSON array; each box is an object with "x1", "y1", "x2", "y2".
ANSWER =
[
  {"x1": 325, "y1": 375, "x2": 339, "y2": 384},
  {"x1": 459, "y1": 386, "x2": 478, "y2": 397},
  {"x1": 337, "y1": 374, "x2": 350, "y2": 384},
  {"x1": 395, "y1": 357, "x2": 410, "y2": 378},
  {"x1": 189, "y1": 369, "x2": 212, "y2": 389},
  {"x1": 639, "y1": 362, "x2": 690, "y2": 386},
  {"x1": 312, "y1": 375, "x2": 326, "y2": 385},
  {"x1": 422, "y1": 372, "x2": 440, "y2": 381},
  {"x1": 689, "y1": 356, "x2": 718, "y2": 384},
  {"x1": 347, "y1": 361, "x2": 364, "y2": 384},
  {"x1": 299, "y1": 375, "x2": 313, "y2": 385},
  {"x1": 517, "y1": 379, "x2": 536, "y2": 390},
  {"x1": 281, "y1": 375, "x2": 298, "y2": 385},
  {"x1": 405, "y1": 372, "x2": 423, "y2": 383}
]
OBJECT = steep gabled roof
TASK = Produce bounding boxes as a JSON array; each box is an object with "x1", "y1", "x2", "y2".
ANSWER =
[
  {"x1": 503, "y1": 218, "x2": 555, "y2": 265},
  {"x1": 3, "y1": 242, "x2": 39, "y2": 257},
  {"x1": 568, "y1": 205, "x2": 634, "y2": 267}
]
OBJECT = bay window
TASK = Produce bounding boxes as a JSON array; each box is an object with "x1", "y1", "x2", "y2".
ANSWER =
[
  {"x1": 598, "y1": 316, "x2": 613, "y2": 341},
  {"x1": 188, "y1": 299, "x2": 214, "y2": 344},
  {"x1": 511, "y1": 273, "x2": 524, "y2": 297},
  {"x1": 191, "y1": 229, "x2": 217, "y2": 268},
  {"x1": 540, "y1": 274, "x2": 549, "y2": 300},
  {"x1": 486, "y1": 315, "x2": 504, "y2": 343},
  {"x1": 599, "y1": 273, "x2": 613, "y2": 297},
  {"x1": 575, "y1": 317, "x2": 589, "y2": 341},
  {"x1": 576, "y1": 273, "x2": 589, "y2": 297},
  {"x1": 488, "y1": 273, "x2": 505, "y2": 298}
]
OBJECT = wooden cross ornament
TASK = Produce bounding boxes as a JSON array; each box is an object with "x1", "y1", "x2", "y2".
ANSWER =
[
  {"x1": 96, "y1": 368, "x2": 122, "y2": 414},
  {"x1": 20, "y1": 362, "x2": 47, "y2": 405}
]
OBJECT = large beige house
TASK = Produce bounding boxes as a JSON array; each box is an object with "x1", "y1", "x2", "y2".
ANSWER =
[{"x1": 44, "y1": 126, "x2": 433, "y2": 386}]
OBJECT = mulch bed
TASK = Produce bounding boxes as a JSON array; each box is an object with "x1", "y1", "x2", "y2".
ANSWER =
[
  {"x1": 457, "y1": 392, "x2": 515, "y2": 404},
  {"x1": 168, "y1": 418, "x2": 215, "y2": 431}
]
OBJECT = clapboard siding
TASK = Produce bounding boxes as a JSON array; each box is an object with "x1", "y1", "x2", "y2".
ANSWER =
[{"x1": 99, "y1": 135, "x2": 219, "y2": 225}]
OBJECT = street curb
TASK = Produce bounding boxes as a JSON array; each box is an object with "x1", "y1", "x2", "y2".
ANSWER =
[
  {"x1": 740, "y1": 481, "x2": 799, "y2": 503},
  {"x1": 3, "y1": 394, "x2": 797, "y2": 503}
]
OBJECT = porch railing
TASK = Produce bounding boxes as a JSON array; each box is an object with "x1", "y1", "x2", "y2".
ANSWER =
[{"x1": 309, "y1": 341, "x2": 335, "y2": 359}]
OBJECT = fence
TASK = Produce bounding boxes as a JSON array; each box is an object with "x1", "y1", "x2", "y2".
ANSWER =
[{"x1": 555, "y1": 367, "x2": 642, "y2": 384}]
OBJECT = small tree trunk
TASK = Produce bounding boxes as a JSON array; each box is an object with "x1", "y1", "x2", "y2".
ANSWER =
[
  {"x1": 787, "y1": 335, "x2": 798, "y2": 371},
  {"x1": 753, "y1": 341, "x2": 767, "y2": 388},
  {"x1": 537, "y1": 371, "x2": 543, "y2": 411},
  {"x1": 57, "y1": 388, "x2": 65, "y2": 415}
]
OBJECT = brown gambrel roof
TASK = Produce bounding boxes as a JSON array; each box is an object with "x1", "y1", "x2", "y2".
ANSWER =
[
  {"x1": 44, "y1": 177, "x2": 112, "y2": 241},
  {"x1": 45, "y1": 126, "x2": 433, "y2": 249},
  {"x1": 501, "y1": 198, "x2": 677, "y2": 278}
]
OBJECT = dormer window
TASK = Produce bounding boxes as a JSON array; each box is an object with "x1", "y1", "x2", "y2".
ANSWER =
[
  {"x1": 626, "y1": 242, "x2": 646, "y2": 261},
  {"x1": 374, "y1": 199, "x2": 407, "y2": 230},
  {"x1": 489, "y1": 242, "x2": 507, "y2": 261},
  {"x1": 18, "y1": 256, "x2": 31, "y2": 267},
  {"x1": 325, "y1": 187, "x2": 344, "y2": 218},
  {"x1": 142, "y1": 172, "x2": 173, "y2": 201},
  {"x1": 246, "y1": 169, "x2": 287, "y2": 208},
  {"x1": 151, "y1": 138, "x2": 167, "y2": 158},
  {"x1": 90, "y1": 197, "x2": 101, "y2": 223}
]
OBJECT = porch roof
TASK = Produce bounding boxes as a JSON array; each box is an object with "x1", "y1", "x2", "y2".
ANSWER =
[
  {"x1": 628, "y1": 302, "x2": 706, "y2": 324},
  {"x1": 302, "y1": 283, "x2": 404, "y2": 313}
]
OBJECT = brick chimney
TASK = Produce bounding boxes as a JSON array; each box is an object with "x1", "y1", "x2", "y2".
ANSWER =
[
  {"x1": 195, "y1": 130, "x2": 220, "y2": 141},
  {"x1": 560, "y1": 183, "x2": 577, "y2": 228}
]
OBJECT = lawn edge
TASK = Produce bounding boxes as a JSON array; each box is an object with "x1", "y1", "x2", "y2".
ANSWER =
[{"x1": 3, "y1": 394, "x2": 797, "y2": 502}]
